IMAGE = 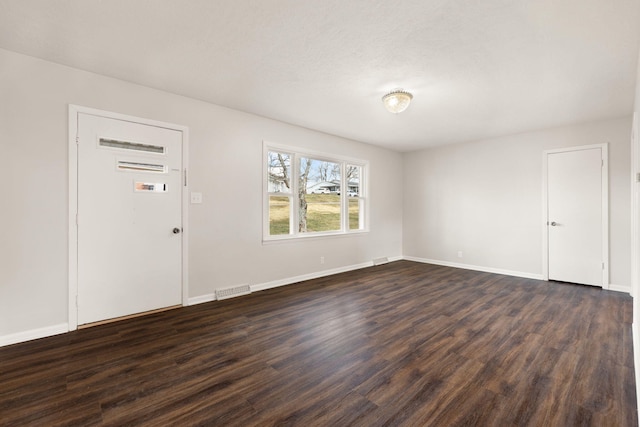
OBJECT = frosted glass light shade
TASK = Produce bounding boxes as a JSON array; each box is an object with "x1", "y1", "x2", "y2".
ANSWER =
[{"x1": 382, "y1": 89, "x2": 413, "y2": 113}]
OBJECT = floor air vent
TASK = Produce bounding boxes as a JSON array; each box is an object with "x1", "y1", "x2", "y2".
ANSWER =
[
  {"x1": 216, "y1": 284, "x2": 251, "y2": 301},
  {"x1": 373, "y1": 257, "x2": 389, "y2": 266}
]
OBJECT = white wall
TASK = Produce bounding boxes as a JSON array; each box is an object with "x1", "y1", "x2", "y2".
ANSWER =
[
  {"x1": 403, "y1": 118, "x2": 631, "y2": 287},
  {"x1": 0, "y1": 48, "x2": 403, "y2": 340}
]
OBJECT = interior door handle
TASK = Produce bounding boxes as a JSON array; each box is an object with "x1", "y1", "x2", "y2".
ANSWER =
[
  {"x1": 550, "y1": 221, "x2": 557, "y2": 226},
  {"x1": 172, "y1": 227, "x2": 181, "y2": 234}
]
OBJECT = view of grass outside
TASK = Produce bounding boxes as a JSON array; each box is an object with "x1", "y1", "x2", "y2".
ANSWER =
[
  {"x1": 305, "y1": 194, "x2": 341, "y2": 232},
  {"x1": 348, "y1": 197, "x2": 361, "y2": 230},
  {"x1": 269, "y1": 195, "x2": 290, "y2": 235},
  {"x1": 269, "y1": 194, "x2": 360, "y2": 235}
]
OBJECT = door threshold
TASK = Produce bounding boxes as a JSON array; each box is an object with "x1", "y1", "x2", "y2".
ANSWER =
[{"x1": 78, "y1": 305, "x2": 182, "y2": 329}]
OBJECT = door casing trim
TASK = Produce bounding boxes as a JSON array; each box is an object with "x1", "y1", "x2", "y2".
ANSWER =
[
  {"x1": 68, "y1": 105, "x2": 190, "y2": 330},
  {"x1": 541, "y1": 143, "x2": 609, "y2": 288}
]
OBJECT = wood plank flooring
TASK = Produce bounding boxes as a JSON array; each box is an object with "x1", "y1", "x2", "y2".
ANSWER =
[{"x1": 0, "y1": 261, "x2": 636, "y2": 426}]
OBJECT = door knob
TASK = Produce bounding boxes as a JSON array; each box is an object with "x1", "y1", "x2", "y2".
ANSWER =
[
  {"x1": 550, "y1": 221, "x2": 557, "y2": 226},
  {"x1": 172, "y1": 227, "x2": 181, "y2": 234}
]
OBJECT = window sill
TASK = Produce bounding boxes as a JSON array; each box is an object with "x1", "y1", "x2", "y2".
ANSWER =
[{"x1": 262, "y1": 229, "x2": 369, "y2": 244}]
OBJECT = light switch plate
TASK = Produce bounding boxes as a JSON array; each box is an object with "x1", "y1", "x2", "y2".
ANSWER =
[{"x1": 190, "y1": 192, "x2": 203, "y2": 204}]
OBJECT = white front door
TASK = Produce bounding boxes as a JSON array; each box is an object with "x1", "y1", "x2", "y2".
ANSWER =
[
  {"x1": 546, "y1": 146, "x2": 605, "y2": 287},
  {"x1": 77, "y1": 112, "x2": 183, "y2": 325}
]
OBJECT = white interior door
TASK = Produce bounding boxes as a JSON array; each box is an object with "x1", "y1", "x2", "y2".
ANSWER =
[
  {"x1": 547, "y1": 146, "x2": 605, "y2": 287},
  {"x1": 77, "y1": 113, "x2": 183, "y2": 325}
]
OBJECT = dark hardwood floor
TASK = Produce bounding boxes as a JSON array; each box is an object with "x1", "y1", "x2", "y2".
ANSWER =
[{"x1": 1, "y1": 261, "x2": 636, "y2": 426}]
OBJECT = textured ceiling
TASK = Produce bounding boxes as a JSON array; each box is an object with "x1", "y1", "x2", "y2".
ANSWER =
[{"x1": 0, "y1": 0, "x2": 639, "y2": 151}]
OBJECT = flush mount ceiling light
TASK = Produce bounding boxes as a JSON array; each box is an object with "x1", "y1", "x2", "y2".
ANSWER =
[{"x1": 382, "y1": 89, "x2": 413, "y2": 114}]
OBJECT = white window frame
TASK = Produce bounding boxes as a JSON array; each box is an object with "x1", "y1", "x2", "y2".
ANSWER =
[{"x1": 263, "y1": 141, "x2": 369, "y2": 241}]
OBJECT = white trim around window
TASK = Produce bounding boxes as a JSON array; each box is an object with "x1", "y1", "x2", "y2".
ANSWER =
[{"x1": 263, "y1": 141, "x2": 369, "y2": 242}]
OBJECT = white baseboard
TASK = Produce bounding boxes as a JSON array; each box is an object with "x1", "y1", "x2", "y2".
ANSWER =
[
  {"x1": 188, "y1": 257, "x2": 404, "y2": 303},
  {"x1": 404, "y1": 256, "x2": 634, "y2": 293},
  {"x1": 251, "y1": 261, "x2": 374, "y2": 293},
  {"x1": 608, "y1": 284, "x2": 631, "y2": 294},
  {"x1": 403, "y1": 256, "x2": 544, "y2": 280},
  {"x1": 0, "y1": 323, "x2": 68, "y2": 348},
  {"x1": 196, "y1": 255, "x2": 541, "y2": 300},
  {"x1": 187, "y1": 293, "x2": 217, "y2": 306},
  {"x1": 633, "y1": 323, "x2": 640, "y2": 427}
]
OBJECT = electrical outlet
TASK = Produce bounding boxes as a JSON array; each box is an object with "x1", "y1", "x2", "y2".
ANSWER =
[
  {"x1": 190, "y1": 192, "x2": 203, "y2": 204},
  {"x1": 457, "y1": 251, "x2": 463, "y2": 258},
  {"x1": 320, "y1": 256, "x2": 325, "y2": 264}
]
